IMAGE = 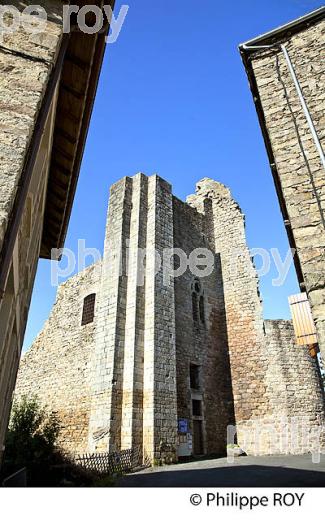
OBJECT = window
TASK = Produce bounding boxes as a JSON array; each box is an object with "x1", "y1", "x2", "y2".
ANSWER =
[
  {"x1": 81, "y1": 293, "x2": 96, "y2": 325},
  {"x1": 199, "y1": 296, "x2": 205, "y2": 324},
  {"x1": 192, "y1": 399, "x2": 202, "y2": 416},
  {"x1": 192, "y1": 292, "x2": 199, "y2": 321},
  {"x1": 190, "y1": 364, "x2": 200, "y2": 390},
  {"x1": 192, "y1": 279, "x2": 205, "y2": 325}
]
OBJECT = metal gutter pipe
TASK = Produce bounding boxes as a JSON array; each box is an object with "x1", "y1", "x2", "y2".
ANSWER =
[
  {"x1": 280, "y1": 44, "x2": 325, "y2": 172},
  {"x1": 242, "y1": 42, "x2": 325, "y2": 173}
]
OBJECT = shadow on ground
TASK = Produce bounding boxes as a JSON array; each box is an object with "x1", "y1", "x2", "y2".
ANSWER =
[{"x1": 117, "y1": 456, "x2": 325, "y2": 487}]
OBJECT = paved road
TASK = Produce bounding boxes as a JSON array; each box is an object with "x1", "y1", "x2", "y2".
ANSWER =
[{"x1": 117, "y1": 454, "x2": 325, "y2": 487}]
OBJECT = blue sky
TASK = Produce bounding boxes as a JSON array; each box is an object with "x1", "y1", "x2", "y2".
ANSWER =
[{"x1": 23, "y1": 0, "x2": 322, "y2": 350}]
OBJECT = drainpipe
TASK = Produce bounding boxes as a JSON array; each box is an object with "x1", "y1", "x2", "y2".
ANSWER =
[
  {"x1": 242, "y1": 42, "x2": 325, "y2": 172},
  {"x1": 280, "y1": 44, "x2": 325, "y2": 172}
]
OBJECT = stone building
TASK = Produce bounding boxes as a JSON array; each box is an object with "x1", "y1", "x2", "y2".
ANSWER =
[
  {"x1": 240, "y1": 7, "x2": 325, "y2": 361},
  {"x1": 15, "y1": 174, "x2": 325, "y2": 463},
  {"x1": 0, "y1": 1, "x2": 114, "y2": 464}
]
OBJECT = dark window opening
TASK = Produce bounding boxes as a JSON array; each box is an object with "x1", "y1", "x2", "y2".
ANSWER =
[
  {"x1": 199, "y1": 296, "x2": 205, "y2": 324},
  {"x1": 81, "y1": 293, "x2": 96, "y2": 325},
  {"x1": 192, "y1": 399, "x2": 202, "y2": 416},
  {"x1": 190, "y1": 364, "x2": 200, "y2": 390},
  {"x1": 192, "y1": 292, "x2": 199, "y2": 321},
  {"x1": 193, "y1": 419, "x2": 204, "y2": 455},
  {"x1": 194, "y1": 281, "x2": 201, "y2": 293},
  {"x1": 192, "y1": 279, "x2": 205, "y2": 326}
]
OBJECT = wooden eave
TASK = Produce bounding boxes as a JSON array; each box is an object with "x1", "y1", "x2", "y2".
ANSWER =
[{"x1": 40, "y1": 0, "x2": 115, "y2": 258}]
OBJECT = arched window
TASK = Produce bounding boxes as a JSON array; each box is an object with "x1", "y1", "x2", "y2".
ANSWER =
[
  {"x1": 81, "y1": 293, "x2": 96, "y2": 325},
  {"x1": 192, "y1": 279, "x2": 205, "y2": 325}
]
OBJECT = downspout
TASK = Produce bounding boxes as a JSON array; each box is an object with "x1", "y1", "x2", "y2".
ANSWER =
[
  {"x1": 280, "y1": 44, "x2": 325, "y2": 172},
  {"x1": 242, "y1": 42, "x2": 325, "y2": 173},
  {"x1": 242, "y1": 42, "x2": 325, "y2": 232}
]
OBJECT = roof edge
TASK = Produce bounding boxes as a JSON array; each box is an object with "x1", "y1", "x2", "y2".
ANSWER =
[{"x1": 239, "y1": 6, "x2": 325, "y2": 50}]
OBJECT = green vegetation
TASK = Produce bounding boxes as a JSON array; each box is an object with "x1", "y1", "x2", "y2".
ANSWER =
[{"x1": 1, "y1": 396, "x2": 93, "y2": 486}]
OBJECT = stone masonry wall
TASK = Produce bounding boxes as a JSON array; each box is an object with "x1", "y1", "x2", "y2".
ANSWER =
[
  {"x1": 14, "y1": 174, "x2": 325, "y2": 459},
  {"x1": 249, "y1": 18, "x2": 325, "y2": 360},
  {"x1": 188, "y1": 178, "x2": 325, "y2": 455},
  {"x1": 88, "y1": 177, "x2": 133, "y2": 453},
  {"x1": 187, "y1": 179, "x2": 270, "y2": 426},
  {"x1": 0, "y1": 1, "x2": 64, "y2": 251},
  {"x1": 142, "y1": 175, "x2": 178, "y2": 463},
  {"x1": 88, "y1": 174, "x2": 178, "y2": 463},
  {"x1": 173, "y1": 196, "x2": 234, "y2": 455},
  {"x1": 239, "y1": 319, "x2": 325, "y2": 455},
  {"x1": 0, "y1": 2, "x2": 64, "y2": 458},
  {"x1": 242, "y1": 319, "x2": 325, "y2": 456},
  {"x1": 15, "y1": 263, "x2": 101, "y2": 453},
  {"x1": 0, "y1": 91, "x2": 59, "y2": 461}
]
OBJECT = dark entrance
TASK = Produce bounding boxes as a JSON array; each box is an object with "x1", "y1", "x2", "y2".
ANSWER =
[{"x1": 193, "y1": 420, "x2": 204, "y2": 455}]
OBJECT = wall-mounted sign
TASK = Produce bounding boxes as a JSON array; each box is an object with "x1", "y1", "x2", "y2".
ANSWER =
[{"x1": 178, "y1": 418, "x2": 189, "y2": 433}]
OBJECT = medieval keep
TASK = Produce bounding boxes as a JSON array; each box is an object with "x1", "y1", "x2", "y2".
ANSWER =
[{"x1": 15, "y1": 174, "x2": 325, "y2": 463}]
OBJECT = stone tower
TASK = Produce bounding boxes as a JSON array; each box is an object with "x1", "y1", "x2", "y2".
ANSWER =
[
  {"x1": 15, "y1": 174, "x2": 325, "y2": 462},
  {"x1": 88, "y1": 174, "x2": 178, "y2": 462}
]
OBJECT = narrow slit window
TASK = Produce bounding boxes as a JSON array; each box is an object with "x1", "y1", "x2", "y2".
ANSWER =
[
  {"x1": 199, "y1": 296, "x2": 205, "y2": 324},
  {"x1": 192, "y1": 292, "x2": 199, "y2": 322},
  {"x1": 81, "y1": 293, "x2": 96, "y2": 325},
  {"x1": 192, "y1": 399, "x2": 202, "y2": 416},
  {"x1": 190, "y1": 364, "x2": 200, "y2": 390}
]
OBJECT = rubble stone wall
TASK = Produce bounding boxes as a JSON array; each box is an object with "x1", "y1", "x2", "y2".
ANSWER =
[
  {"x1": 15, "y1": 263, "x2": 101, "y2": 453},
  {"x1": 173, "y1": 196, "x2": 235, "y2": 455}
]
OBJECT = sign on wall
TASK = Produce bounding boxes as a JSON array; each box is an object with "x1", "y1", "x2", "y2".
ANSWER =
[{"x1": 178, "y1": 419, "x2": 189, "y2": 433}]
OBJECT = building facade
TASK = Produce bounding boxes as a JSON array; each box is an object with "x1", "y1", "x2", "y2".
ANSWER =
[
  {"x1": 0, "y1": 1, "x2": 114, "y2": 464},
  {"x1": 240, "y1": 7, "x2": 325, "y2": 361},
  {"x1": 15, "y1": 174, "x2": 325, "y2": 462}
]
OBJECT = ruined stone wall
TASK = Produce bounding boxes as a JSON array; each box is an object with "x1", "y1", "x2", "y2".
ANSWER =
[
  {"x1": 238, "y1": 319, "x2": 325, "y2": 455},
  {"x1": 173, "y1": 197, "x2": 234, "y2": 455},
  {"x1": 187, "y1": 180, "x2": 270, "y2": 429},
  {"x1": 264, "y1": 320, "x2": 324, "y2": 419},
  {"x1": 249, "y1": 18, "x2": 325, "y2": 360},
  {"x1": 240, "y1": 319, "x2": 325, "y2": 456},
  {"x1": 188, "y1": 178, "x2": 325, "y2": 455},
  {"x1": 15, "y1": 263, "x2": 101, "y2": 453},
  {"x1": 13, "y1": 174, "x2": 325, "y2": 459}
]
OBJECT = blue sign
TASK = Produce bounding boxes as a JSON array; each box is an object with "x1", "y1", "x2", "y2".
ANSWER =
[{"x1": 178, "y1": 419, "x2": 189, "y2": 433}]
